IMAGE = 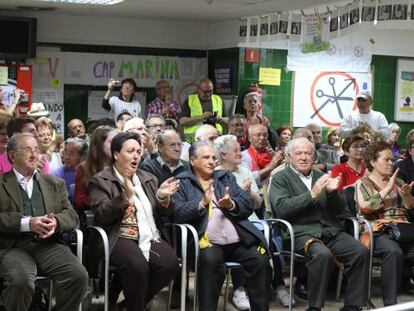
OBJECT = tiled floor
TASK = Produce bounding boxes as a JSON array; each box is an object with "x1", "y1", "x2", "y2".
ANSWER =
[{"x1": 89, "y1": 272, "x2": 414, "y2": 310}]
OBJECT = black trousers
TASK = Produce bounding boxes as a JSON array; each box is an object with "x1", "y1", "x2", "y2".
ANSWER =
[
  {"x1": 198, "y1": 242, "x2": 272, "y2": 311},
  {"x1": 110, "y1": 238, "x2": 179, "y2": 311},
  {"x1": 295, "y1": 231, "x2": 369, "y2": 309},
  {"x1": 374, "y1": 233, "x2": 414, "y2": 306}
]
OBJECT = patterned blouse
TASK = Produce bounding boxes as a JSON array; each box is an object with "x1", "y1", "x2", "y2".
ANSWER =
[
  {"x1": 357, "y1": 176, "x2": 409, "y2": 226},
  {"x1": 145, "y1": 97, "x2": 181, "y2": 121}
]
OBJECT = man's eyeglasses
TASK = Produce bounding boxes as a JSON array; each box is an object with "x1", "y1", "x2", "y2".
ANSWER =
[
  {"x1": 16, "y1": 147, "x2": 39, "y2": 155},
  {"x1": 350, "y1": 145, "x2": 366, "y2": 150},
  {"x1": 200, "y1": 89, "x2": 213, "y2": 94},
  {"x1": 166, "y1": 142, "x2": 183, "y2": 148},
  {"x1": 147, "y1": 124, "x2": 164, "y2": 129}
]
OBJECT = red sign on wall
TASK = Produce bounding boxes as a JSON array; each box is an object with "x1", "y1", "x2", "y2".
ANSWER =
[{"x1": 245, "y1": 49, "x2": 259, "y2": 63}]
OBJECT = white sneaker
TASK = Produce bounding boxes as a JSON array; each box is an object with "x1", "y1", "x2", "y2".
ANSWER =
[
  {"x1": 232, "y1": 288, "x2": 251, "y2": 310},
  {"x1": 275, "y1": 285, "x2": 295, "y2": 307}
]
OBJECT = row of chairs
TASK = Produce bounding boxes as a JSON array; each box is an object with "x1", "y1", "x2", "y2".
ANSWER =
[{"x1": 86, "y1": 217, "x2": 354, "y2": 311}]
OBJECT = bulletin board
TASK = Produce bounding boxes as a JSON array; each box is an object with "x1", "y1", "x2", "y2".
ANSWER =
[{"x1": 395, "y1": 59, "x2": 414, "y2": 122}]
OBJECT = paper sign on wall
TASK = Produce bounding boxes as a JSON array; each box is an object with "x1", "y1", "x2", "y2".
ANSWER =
[
  {"x1": 0, "y1": 67, "x2": 8, "y2": 85},
  {"x1": 259, "y1": 67, "x2": 281, "y2": 86}
]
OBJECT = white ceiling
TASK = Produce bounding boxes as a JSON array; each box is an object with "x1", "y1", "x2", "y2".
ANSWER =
[{"x1": 0, "y1": 0, "x2": 342, "y2": 22}]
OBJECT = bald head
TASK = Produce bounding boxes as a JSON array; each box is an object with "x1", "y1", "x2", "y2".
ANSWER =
[
  {"x1": 195, "y1": 124, "x2": 218, "y2": 143},
  {"x1": 198, "y1": 78, "x2": 214, "y2": 101}
]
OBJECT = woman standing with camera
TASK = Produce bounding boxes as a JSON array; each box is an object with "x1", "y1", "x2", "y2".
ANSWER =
[{"x1": 103, "y1": 78, "x2": 143, "y2": 120}]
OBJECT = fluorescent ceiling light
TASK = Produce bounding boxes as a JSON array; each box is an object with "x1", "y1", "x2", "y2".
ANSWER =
[{"x1": 38, "y1": 0, "x2": 123, "y2": 5}]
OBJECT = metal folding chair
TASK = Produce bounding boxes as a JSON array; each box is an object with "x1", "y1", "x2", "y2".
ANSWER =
[{"x1": 222, "y1": 219, "x2": 272, "y2": 310}]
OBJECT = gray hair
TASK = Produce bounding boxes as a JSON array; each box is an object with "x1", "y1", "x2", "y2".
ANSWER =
[
  {"x1": 388, "y1": 123, "x2": 401, "y2": 133},
  {"x1": 194, "y1": 124, "x2": 218, "y2": 141},
  {"x1": 293, "y1": 128, "x2": 313, "y2": 140},
  {"x1": 189, "y1": 140, "x2": 214, "y2": 159},
  {"x1": 214, "y1": 135, "x2": 237, "y2": 162},
  {"x1": 228, "y1": 114, "x2": 246, "y2": 125},
  {"x1": 65, "y1": 137, "x2": 88, "y2": 157},
  {"x1": 6, "y1": 133, "x2": 36, "y2": 163},
  {"x1": 284, "y1": 137, "x2": 315, "y2": 157},
  {"x1": 305, "y1": 123, "x2": 321, "y2": 132},
  {"x1": 145, "y1": 113, "x2": 165, "y2": 127},
  {"x1": 157, "y1": 129, "x2": 180, "y2": 145}
]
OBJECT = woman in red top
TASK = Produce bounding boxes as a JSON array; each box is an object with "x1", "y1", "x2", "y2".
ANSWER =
[{"x1": 331, "y1": 134, "x2": 366, "y2": 192}]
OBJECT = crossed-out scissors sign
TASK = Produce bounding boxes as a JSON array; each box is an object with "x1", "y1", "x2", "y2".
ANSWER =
[
  {"x1": 311, "y1": 77, "x2": 355, "y2": 119},
  {"x1": 293, "y1": 71, "x2": 372, "y2": 127},
  {"x1": 310, "y1": 72, "x2": 360, "y2": 126}
]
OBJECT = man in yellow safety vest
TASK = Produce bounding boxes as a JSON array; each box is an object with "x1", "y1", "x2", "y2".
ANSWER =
[{"x1": 179, "y1": 78, "x2": 228, "y2": 143}]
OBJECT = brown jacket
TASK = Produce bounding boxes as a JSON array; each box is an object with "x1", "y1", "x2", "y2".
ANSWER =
[
  {"x1": 86, "y1": 167, "x2": 173, "y2": 275},
  {"x1": 0, "y1": 171, "x2": 79, "y2": 258}
]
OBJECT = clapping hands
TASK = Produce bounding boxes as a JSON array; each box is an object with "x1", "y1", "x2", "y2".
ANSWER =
[{"x1": 310, "y1": 172, "x2": 342, "y2": 199}]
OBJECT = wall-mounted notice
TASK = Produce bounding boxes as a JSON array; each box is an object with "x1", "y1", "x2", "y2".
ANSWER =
[{"x1": 395, "y1": 59, "x2": 414, "y2": 122}]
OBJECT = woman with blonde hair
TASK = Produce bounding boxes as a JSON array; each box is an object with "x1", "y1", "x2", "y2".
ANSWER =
[{"x1": 35, "y1": 116, "x2": 62, "y2": 174}]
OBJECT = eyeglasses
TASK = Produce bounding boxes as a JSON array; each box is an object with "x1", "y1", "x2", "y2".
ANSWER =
[
  {"x1": 147, "y1": 124, "x2": 164, "y2": 129},
  {"x1": 16, "y1": 147, "x2": 39, "y2": 155},
  {"x1": 251, "y1": 133, "x2": 268, "y2": 138},
  {"x1": 200, "y1": 89, "x2": 213, "y2": 94},
  {"x1": 166, "y1": 142, "x2": 183, "y2": 148},
  {"x1": 357, "y1": 98, "x2": 369, "y2": 102},
  {"x1": 350, "y1": 145, "x2": 366, "y2": 150}
]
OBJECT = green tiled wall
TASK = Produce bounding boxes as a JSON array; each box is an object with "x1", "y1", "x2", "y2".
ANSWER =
[
  {"x1": 238, "y1": 48, "x2": 293, "y2": 129},
  {"x1": 237, "y1": 48, "x2": 414, "y2": 146}
]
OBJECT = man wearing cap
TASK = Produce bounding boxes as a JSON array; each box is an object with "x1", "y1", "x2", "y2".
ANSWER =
[
  {"x1": 339, "y1": 90, "x2": 388, "y2": 138},
  {"x1": 179, "y1": 78, "x2": 228, "y2": 143}
]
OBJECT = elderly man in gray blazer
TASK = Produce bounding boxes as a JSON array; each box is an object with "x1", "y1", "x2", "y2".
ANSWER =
[{"x1": 0, "y1": 133, "x2": 88, "y2": 311}]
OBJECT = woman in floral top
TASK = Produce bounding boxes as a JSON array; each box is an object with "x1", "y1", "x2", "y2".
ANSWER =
[{"x1": 356, "y1": 140, "x2": 414, "y2": 306}]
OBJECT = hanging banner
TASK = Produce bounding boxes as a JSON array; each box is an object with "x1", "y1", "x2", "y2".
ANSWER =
[
  {"x1": 288, "y1": 35, "x2": 372, "y2": 72},
  {"x1": 293, "y1": 71, "x2": 373, "y2": 127},
  {"x1": 290, "y1": 14, "x2": 302, "y2": 41},
  {"x1": 248, "y1": 16, "x2": 259, "y2": 43},
  {"x1": 362, "y1": 0, "x2": 376, "y2": 23},
  {"x1": 395, "y1": 58, "x2": 414, "y2": 122},
  {"x1": 239, "y1": 18, "x2": 248, "y2": 42},
  {"x1": 269, "y1": 14, "x2": 279, "y2": 40},
  {"x1": 260, "y1": 16, "x2": 270, "y2": 42},
  {"x1": 301, "y1": 14, "x2": 330, "y2": 53},
  {"x1": 63, "y1": 52, "x2": 207, "y2": 104},
  {"x1": 339, "y1": 5, "x2": 351, "y2": 37},
  {"x1": 329, "y1": 10, "x2": 339, "y2": 40}
]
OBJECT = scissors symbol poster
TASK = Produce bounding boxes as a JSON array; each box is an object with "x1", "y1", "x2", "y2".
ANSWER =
[{"x1": 293, "y1": 71, "x2": 372, "y2": 127}]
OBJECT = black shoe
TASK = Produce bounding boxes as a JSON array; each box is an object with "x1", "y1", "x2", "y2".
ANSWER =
[
  {"x1": 340, "y1": 306, "x2": 362, "y2": 311},
  {"x1": 402, "y1": 275, "x2": 414, "y2": 291},
  {"x1": 294, "y1": 280, "x2": 308, "y2": 300}
]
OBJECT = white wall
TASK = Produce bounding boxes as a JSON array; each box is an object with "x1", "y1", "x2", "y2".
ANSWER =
[{"x1": 7, "y1": 11, "x2": 208, "y2": 50}]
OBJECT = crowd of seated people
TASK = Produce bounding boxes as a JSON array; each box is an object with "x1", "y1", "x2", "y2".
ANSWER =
[{"x1": 3, "y1": 78, "x2": 414, "y2": 311}]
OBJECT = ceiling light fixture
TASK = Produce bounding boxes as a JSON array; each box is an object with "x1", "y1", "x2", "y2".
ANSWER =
[{"x1": 37, "y1": 0, "x2": 123, "y2": 5}]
